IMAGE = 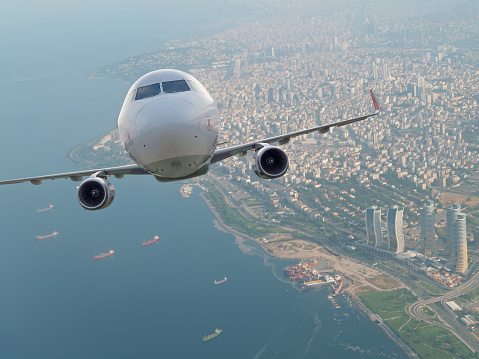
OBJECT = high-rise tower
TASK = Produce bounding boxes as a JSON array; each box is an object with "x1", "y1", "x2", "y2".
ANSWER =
[
  {"x1": 447, "y1": 203, "x2": 461, "y2": 246},
  {"x1": 387, "y1": 206, "x2": 404, "y2": 253},
  {"x1": 454, "y1": 215, "x2": 468, "y2": 273},
  {"x1": 366, "y1": 206, "x2": 383, "y2": 247},
  {"x1": 421, "y1": 200, "x2": 435, "y2": 255}
]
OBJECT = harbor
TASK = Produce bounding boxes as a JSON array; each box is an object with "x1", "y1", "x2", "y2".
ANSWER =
[
  {"x1": 283, "y1": 260, "x2": 341, "y2": 292},
  {"x1": 179, "y1": 183, "x2": 194, "y2": 198}
]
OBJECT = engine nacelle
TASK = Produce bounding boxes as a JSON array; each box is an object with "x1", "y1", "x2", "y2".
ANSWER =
[
  {"x1": 252, "y1": 146, "x2": 289, "y2": 179},
  {"x1": 77, "y1": 177, "x2": 115, "y2": 210}
]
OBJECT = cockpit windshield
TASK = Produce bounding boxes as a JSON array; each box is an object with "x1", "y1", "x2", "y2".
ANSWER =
[
  {"x1": 162, "y1": 80, "x2": 190, "y2": 93},
  {"x1": 133, "y1": 79, "x2": 190, "y2": 102},
  {"x1": 186, "y1": 79, "x2": 208, "y2": 95},
  {"x1": 135, "y1": 83, "x2": 161, "y2": 100}
]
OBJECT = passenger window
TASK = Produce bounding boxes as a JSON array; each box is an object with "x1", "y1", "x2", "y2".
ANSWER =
[
  {"x1": 135, "y1": 83, "x2": 161, "y2": 100},
  {"x1": 162, "y1": 80, "x2": 190, "y2": 93}
]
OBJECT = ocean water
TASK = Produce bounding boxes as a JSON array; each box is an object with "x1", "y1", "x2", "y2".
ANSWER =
[{"x1": 0, "y1": 2, "x2": 408, "y2": 358}]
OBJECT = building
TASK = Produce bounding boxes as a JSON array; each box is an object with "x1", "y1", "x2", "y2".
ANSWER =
[
  {"x1": 473, "y1": 227, "x2": 479, "y2": 249},
  {"x1": 421, "y1": 201, "x2": 436, "y2": 255},
  {"x1": 454, "y1": 215, "x2": 468, "y2": 273},
  {"x1": 366, "y1": 206, "x2": 383, "y2": 247},
  {"x1": 461, "y1": 315, "x2": 478, "y2": 328},
  {"x1": 447, "y1": 203, "x2": 461, "y2": 252},
  {"x1": 387, "y1": 206, "x2": 404, "y2": 253}
]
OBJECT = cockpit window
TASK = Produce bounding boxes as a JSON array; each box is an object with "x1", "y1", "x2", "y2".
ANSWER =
[
  {"x1": 186, "y1": 79, "x2": 208, "y2": 95},
  {"x1": 122, "y1": 89, "x2": 136, "y2": 110},
  {"x1": 135, "y1": 83, "x2": 161, "y2": 100},
  {"x1": 162, "y1": 80, "x2": 190, "y2": 93}
]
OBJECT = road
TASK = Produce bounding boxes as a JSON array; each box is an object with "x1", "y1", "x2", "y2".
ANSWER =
[
  {"x1": 407, "y1": 268, "x2": 479, "y2": 352},
  {"x1": 209, "y1": 174, "x2": 479, "y2": 353}
]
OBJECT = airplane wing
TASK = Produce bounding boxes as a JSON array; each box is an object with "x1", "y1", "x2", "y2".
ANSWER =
[
  {"x1": 0, "y1": 164, "x2": 149, "y2": 185},
  {"x1": 211, "y1": 90, "x2": 381, "y2": 164}
]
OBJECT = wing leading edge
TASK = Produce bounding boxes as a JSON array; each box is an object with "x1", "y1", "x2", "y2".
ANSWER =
[
  {"x1": 211, "y1": 90, "x2": 380, "y2": 164},
  {"x1": 0, "y1": 164, "x2": 149, "y2": 186},
  {"x1": 0, "y1": 91, "x2": 380, "y2": 186}
]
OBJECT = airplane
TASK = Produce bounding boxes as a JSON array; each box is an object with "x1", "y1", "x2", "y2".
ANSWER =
[{"x1": 0, "y1": 69, "x2": 381, "y2": 210}]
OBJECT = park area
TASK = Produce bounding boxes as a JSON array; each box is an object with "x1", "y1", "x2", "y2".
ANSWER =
[{"x1": 360, "y1": 289, "x2": 475, "y2": 358}]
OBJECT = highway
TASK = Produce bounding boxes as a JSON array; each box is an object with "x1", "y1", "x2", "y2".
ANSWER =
[
  {"x1": 407, "y1": 268, "x2": 479, "y2": 352},
  {"x1": 211, "y1": 174, "x2": 479, "y2": 353}
]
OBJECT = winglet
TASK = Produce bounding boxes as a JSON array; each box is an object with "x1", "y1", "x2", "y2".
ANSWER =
[{"x1": 370, "y1": 89, "x2": 380, "y2": 113}]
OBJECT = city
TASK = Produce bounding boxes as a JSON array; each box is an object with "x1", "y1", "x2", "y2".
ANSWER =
[{"x1": 74, "y1": 1, "x2": 479, "y2": 358}]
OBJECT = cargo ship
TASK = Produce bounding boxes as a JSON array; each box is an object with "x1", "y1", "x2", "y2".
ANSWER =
[
  {"x1": 214, "y1": 277, "x2": 227, "y2": 285},
  {"x1": 202, "y1": 329, "x2": 222, "y2": 342},
  {"x1": 142, "y1": 235, "x2": 159, "y2": 246},
  {"x1": 93, "y1": 249, "x2": 115, "y2": 260},
  {"x1": 36, "y1": 231, "x2": 58, "y2": 240},
  {"x1": 301, "y1": 275, "x2": 336, "y2": 290},
  {"x1": 283, "y1": 259, "x2": 318, "y2": 275},
  {"x1": 37, "y1": 204, "x2": 54, "y2": 213}
]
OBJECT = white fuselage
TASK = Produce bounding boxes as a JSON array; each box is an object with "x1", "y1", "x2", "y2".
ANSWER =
[{"x1": 118, "y1": 69, "x2": 220, "y2": 181}]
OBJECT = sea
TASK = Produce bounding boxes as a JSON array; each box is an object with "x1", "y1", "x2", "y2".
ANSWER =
[{"x1": 0, "y1": 2, "x2": 408, "y2": 358}]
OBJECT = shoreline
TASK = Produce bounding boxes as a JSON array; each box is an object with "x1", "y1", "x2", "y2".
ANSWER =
[
  {"x1": 199, "y1": 188, "x2": 418, "y2": 358},
  {"x1": 198, "y1": 186, "x2": 401, "y2": 290},
  {"x1": 64, "y1": 11, "x2": 424, "y2": 358},
  {"x1": 84, "y1": 11, "x2": 268, "y2": 83}
]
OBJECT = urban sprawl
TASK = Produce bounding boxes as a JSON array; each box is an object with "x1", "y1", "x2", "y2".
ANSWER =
[{"x1": 82, "y1": 1, "x2": 479, "y2": 356}]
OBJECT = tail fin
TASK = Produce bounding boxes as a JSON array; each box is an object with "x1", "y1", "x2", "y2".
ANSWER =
[{"x1": 370, "y1": 90, "x2": 380, "y2": 113}]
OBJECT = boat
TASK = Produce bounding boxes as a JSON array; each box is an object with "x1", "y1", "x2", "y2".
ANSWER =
[
  {"x1": 301, "y1": 275, "x2": 335, "y2": 290},
  {"x1": 37, "y1": 204, "x2": 54, "y2": 213},
  {"x1": 202, "y1": 328, "x2": 222, "y2": 342},
  {"x1": 333, "y1": 279, "x2": 343, "y2": 295},
  {"x1": 214, "y1": 277, "x2": 227, "y2": 285},
  {"x1": 93, "y1": 249, "x2": 115, "y2": 260},
  {"x1": 36, "y1": 231, "x2": 58, "y2": 240},
  {"x1": 142, "y1": 235, "x2": 159, "y2": 246}
]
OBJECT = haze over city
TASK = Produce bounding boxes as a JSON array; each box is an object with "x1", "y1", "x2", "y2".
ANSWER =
[{"x1": 1, "y1": 0, "x2": 478, "y2": 358}]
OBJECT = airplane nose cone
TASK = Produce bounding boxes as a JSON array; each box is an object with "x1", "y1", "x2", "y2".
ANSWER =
[
  {"x1": 129, "y1": 97, "x2": 211, "y2": 177},
  {"x1": 135, "y1": 97, "x2": 197, "y2": 134}
]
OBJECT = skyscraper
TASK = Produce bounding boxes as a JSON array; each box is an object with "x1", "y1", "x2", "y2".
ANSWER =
[
  {"x1": 366, "y1": 206, "x2": 383, "y2": 247},
  {"x1": 447, "y1": 204, "x2": 461, "y2": 245},
  {"x1": 454, "y1": 215, "x2": 468, "y2": 273},
  {"x1": 421, "y1": 200, "x2": 436, "y2": 255},
  {"x1": 387, "y1": 206, "x2": 404, "y2": 253},
  {"x1": 447, "y1": 203, "x2": 462, "y2": 267}
]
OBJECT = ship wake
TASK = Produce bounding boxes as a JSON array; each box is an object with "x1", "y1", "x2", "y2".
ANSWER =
[{"x1": 303, "y1": 313, "x2": 322, "y2": 356}]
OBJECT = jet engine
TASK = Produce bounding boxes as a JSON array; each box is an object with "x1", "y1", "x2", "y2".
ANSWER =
[
  {"x1": 252, "y1": 146, "x2": 289, "y2": 179},
  {"x1": 77, "y1": 177, "x2": 115, "y2": 210}
]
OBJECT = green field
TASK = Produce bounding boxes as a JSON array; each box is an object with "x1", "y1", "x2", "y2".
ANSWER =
[
  {"x1": 360, "y1": 289, "x2": 474, "y2": 359},
  {"x1": 202, "y1": 182, "x2": 279, "y2": 238},
  {"x1": 360, "y1": 288, "x2": 416, "y2": 320},
  {"x1": 417, "y1": 281, "x2": 441, "y2": 295},
  {"x1": 388, "y1": 317, "x2": 474, "y2": 359}
]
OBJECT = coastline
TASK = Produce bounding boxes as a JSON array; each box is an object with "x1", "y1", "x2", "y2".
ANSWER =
[
  {"x1": 200, "y1": 191, "x2": 256, "y2": 244},
  {"x1": 352, "y1": 295, "x2": 420, "y2": 359},
  {"x1": 198, "y1": 185, "x2": 403, "y2": 292},
  {"x1": 199, "y1": 187, "x2": 419, "y2": 359},
  {"x1": 62, "y1": 12, "x2": 430, "y2": 358}
]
